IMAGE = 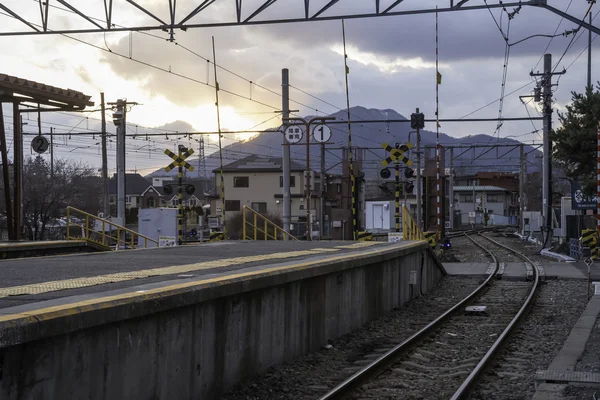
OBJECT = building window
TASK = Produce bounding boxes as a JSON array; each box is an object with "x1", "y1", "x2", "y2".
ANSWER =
[
  {"x1": 280, "y1": 176, "x2": 296, "y2": 187},
  {"x1": 487, "y1": 194, "x2": 501, "y2": 203},
  {"x1": 234, "y1": 176, "x2": 249, "y2": 188},
  {"x1": 461, "y1": 195, "x2": 473, "y2": 203},
  {"x1": 189, "y1": 199, "x2": 197, "y2": 207},
  {"x1": 126, "y1": 196, "x2": 132, "y2": 203},
  {"x1": 147, "y1": 198, "x2": 155, "y2": 208},
  {"x1": 171, "y1": 198, "x2": 178, "y2": 207},
  {"x1": 337, "y1": 184, "x2": 341, "y2": 193},
  {"x1": 251, "y1": 202, "x2": 267, "y2": 213},
  {"x1": 225, "y1": 200, "x2": 240, "y2": 211},
  {"x1": 299, "y1": 204, "x2": 305, "y2": 210}
]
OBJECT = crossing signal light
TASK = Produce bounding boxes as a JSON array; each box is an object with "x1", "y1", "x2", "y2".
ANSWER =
[
  {"x1": 163, "y1": 184, "x2": 173, "y2": 195},
  {"x1": 186, "y1": 184, "x2": 196, "y2": 195},
  {"x1": 405, "y1": 182, "x2": 414, "y2": 194},
  {"x1": 380, "y1": 168, "x2": 391, "y2": 179},
  {"x1": 405, "y1": 168, "x2": 415, "y2": 179}
]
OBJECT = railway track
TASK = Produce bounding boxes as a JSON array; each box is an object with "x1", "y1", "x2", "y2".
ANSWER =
[{"x1": 318, "y1": 233, "x2": 540, "y2": 400}]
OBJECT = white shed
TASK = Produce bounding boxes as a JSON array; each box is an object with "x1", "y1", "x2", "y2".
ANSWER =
[{"x1": 365, "y1": 201, "x2": 396, "y2": 232}]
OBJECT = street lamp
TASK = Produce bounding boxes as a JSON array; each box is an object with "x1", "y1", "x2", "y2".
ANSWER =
[{"x1": 283, "y1": 116, "x2": 335, "y2": 241}]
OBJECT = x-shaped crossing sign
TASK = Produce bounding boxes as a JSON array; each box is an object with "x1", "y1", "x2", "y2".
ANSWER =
[
  {"x1": 164, "y1": 148, "x2": 195, "y2": 172},
  {"x1": 381, "y1": 142, "x2": 413, "y2": 167}
]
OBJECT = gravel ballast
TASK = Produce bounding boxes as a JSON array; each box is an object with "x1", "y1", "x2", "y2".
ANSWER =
[{"x1": 220, "y1": 276, "x2": 481, "y2": 400}]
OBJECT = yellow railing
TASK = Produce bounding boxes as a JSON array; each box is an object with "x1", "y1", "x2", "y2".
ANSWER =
[
  {"x1": 66, "y1": 206, "x2": 159, "y2": 250},
  {"x1": 402, "y1": 204, "x2": 424, "y2": 241},
  {"x1": 242, "y1": 205, "x2": 297, "y2": 241}
]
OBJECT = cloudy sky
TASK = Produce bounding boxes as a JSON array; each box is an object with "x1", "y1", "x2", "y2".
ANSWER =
[{"x1": 0, "y1": 0, "x2": 597, "y2": 175}]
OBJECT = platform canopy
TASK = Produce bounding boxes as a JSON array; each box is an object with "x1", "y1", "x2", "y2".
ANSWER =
[{"x1": 0, "y1": 73, "x2": 94, "y2": 110}]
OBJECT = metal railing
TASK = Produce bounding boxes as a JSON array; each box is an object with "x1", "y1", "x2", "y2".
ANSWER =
[
  {"x1": 402, "y1": 205, "x2": 424, "y2": 240},
  {"x1": 242, "y1": 206, "x2": 297, "y2": 241},
  {"x1": 66, "y1": 206, "x2": 158, "y2": 250}
]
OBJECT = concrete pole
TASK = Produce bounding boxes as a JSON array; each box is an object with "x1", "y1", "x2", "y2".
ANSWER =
[
  {"x1": 449, "y1": 147, "x2": 454, "y2": 230},
  {"x1": 542, "y1": 54, "x2": 552, "y2": 244},
  {"x1": 13, "y1": 106, "x2": 22, "y2": 240},
  {"x1": 116, "y1": 100, "x2": 126, "y2": 226},
  {"x1": 588, "y1": 13, "x2": 592, "y2": 90},
  {"x1": 281, "y1": 69, "x2": 291, "y2": 237},
  {"x1": 101, "y1": 92, "x2": 109, "y2": 217},
  {"x1": 305, "y1": 121, "x2": 311, "y2": 240},
  {"x1": 415, "y1": 108, "x2": 422, "y2": 231},
  {"x1": 320, "y1": 142, "x2": 325, "y2": 239}
]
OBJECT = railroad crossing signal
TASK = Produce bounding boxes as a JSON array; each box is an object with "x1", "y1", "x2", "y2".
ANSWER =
[
  {"x1": 381, "y1": 142, "x2": 413, "y2": 167},
  {"x1": 410, "y1": 112, "x2": 425, "y2": 129},
  {"x1": 164, "y1": 148, "x2": 195, "y2": 172}
]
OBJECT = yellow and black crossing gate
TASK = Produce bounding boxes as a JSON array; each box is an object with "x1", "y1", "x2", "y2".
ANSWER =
[
  {"x1": 424, "y1": 231, "x2": 437, "y2": 250},
  {"x1": 582, "y1": 229, "x2": 598, "y2": 260},
  {"x1": 381, "y1": 142, "x2": 413, "y2": 233},
  {"x1": 164, "y1": 146, "x2": 195, "y2": 246}
]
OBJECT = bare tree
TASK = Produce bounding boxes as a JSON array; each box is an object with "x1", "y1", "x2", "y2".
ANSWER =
[{"x1": 20, "y1": 156, "x2": 101, "y2": 240}]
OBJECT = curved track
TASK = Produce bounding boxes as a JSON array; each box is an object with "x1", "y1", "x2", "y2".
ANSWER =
[{"x1": 318, "y1": 233, "x2": 540, "y2": 400}]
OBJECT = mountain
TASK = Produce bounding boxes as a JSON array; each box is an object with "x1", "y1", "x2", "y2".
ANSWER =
[{"x1": 147, "y1": 106, "x2": 541, "y2": 180}]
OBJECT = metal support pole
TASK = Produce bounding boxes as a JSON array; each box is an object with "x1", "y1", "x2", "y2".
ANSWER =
[
  {"x1": 597, "y1": 124, "x2": 600, "y2": 240},
  {"x1": 116, "y1": 100, "x2": 126, "y2": 226},
  {"x1": 50, "y1": 127, "x2": 54, "y2": 179},
  {"x1": 101, "y1": 92, "x2": 109, "y2": 217},
  {"x1": 449, "y1": 147, "x2": 454, "y2": 230},
  {"x1": 395, "y1": 157, "x2": 400, "y2": 232},
  {"x1": 282, "y1": 68, "x2": 291, "y2": 237},
  {"x1": 320, "y1": 142, "x2": 325, "y2": 239},
  {"x1": 416, "y1": 108, "x2": 422, "y2": 231},
  {"x1": 305, "y1": 121, "x2": 311, "y2": 240},
  {"x1": 519, "y1": 145, "x2": 525, "y2": 229},
  {"x1": 178, "y1": 146, "x2": 184, "y2": 245},
  {"x1": 0, "y1": 105, "x2": 13, "y2": 240},
  {"x1": 13, "y1": 103, "x2": 22, "y2": 240}
]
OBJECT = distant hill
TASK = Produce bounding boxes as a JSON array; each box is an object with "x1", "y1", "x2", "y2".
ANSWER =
[{"x1": 147, "y1": 106, "x2": 541, "y2": 180}]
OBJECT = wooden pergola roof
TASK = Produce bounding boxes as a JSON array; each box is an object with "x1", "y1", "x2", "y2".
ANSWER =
[{"x1": 0, "y1": 73, "x2": 94, "y2": 110}]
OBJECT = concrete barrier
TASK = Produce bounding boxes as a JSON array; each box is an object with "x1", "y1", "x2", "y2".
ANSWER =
[{"x1": 0, "y1": 241, "x2": 445, "y2": 399}]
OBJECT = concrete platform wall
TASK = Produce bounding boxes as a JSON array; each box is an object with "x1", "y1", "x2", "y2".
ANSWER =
[{"x1": 0, "y1": 243, "x2": 445, "y2": 399}]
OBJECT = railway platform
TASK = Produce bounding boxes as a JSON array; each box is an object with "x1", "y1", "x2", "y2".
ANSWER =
[{"x1": 0, "y1": 239, "x2": 446, "y2": 400}]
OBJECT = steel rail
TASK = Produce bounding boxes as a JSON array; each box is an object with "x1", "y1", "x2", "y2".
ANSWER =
[
  {"x1": 450, "y1": 233, "x2": 540, "y2": 399},
  {"x1": 317, "y1": 233, "x2": 500, "y2": 400}
]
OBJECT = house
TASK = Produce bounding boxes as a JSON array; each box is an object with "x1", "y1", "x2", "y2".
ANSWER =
[
  {"x1": 108, "y1": 173, "x2": 162, "y2": 209},
  {"x1": 453, "y1": 185, "x2": 517, "y2": 226},
  {"x1": 210, "y1": 155, "x2": 314, "y2": 218}
]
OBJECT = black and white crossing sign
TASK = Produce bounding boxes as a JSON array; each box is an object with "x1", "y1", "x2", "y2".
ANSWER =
[
  {"x1": 585, "y1": 257, "x2": 594, "y2": 267},
  {"x1": 31, "y1": 136, "x2": 49, "y2": 154},
  {"x1": 284, "y1": 125, "x2": 304, "y2": 144},
  {"x1": 313, "y1": 124, "x2": 332, "y2": 143}
]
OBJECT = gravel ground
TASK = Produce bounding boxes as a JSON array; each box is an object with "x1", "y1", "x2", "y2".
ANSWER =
[
  {"x1": 467, "y1": 279, "x2": 589, "y2": 400},
  {"x1": 219, "y1": 276, "x2": 481, "y2": 400},
  {"x1": 562, "y1": 386, "x2": 599, "y2": 399},
  {"x1": 442, "y1": 231, "x2": 553, "y2": 265}
]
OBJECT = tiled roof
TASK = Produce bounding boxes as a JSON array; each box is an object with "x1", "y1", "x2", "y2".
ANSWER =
[{"x1": 213, "y1": 155, "x2": 305, "y2": 173}]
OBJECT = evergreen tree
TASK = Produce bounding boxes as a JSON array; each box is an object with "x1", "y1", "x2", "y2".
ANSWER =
[{"x1": 550, "y1": 85, "x2": 600, "y2": 196}]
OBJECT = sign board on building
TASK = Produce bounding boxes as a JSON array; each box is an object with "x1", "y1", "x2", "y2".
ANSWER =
[
  {"x1": 388, "y1": 232, "x2": 403, "y2": 243},
  {"x1": 159, "y1": 235, "x2": 177, "y2": 247},
  {"x1": 332, "y1": 220, "x2": 342, "y2": 228},
  {"x1": 571, "y1": 181, "x2": 597, "y2": 210},
  {"x1": 208, "y1": 217, "x2": 221, "y2": 229}
]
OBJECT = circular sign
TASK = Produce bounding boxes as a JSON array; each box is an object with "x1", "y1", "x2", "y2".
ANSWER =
[
  {"x1": 284, "y1": 125, "x2": 304, "y2": 144},
  {"x1": 31, "y1": 136, "x2": 49, "y2": 154},
  {"x1": 313, "y1": 124, "x2": 332, "y2": 143}
]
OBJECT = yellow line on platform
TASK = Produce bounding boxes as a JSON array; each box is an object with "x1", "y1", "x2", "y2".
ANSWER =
[
  {"x1": 0, "y1": 242, "x2": 413, "y2": 323},
  {"x1": 335, "y1": 242, "x2": 382, "y2": 249},
  {"x1": 0, "y1": 248, "x2": 348, "y2": 298}
]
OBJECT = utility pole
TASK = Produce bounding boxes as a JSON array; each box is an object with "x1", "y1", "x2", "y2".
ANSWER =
[
  {"x1": 530, "y1": 54, "x2": 565, "y2": 247},
  {"x1": 588, "y1": 12, "x2": 593, "y2": 90},
  {"x1": 100, "y1": 92, "x2": 109, "y2": 217},
  {"x1": 14, "y1": 109, "x2": 23, "y2": 240},
  {"x1": 449, "y1": 147, "x2": 454, "y2": 230},
  {"x1": 282, "y1": 68, "x2": 291, "y2": 237},
  {"x1": 394, "y1": 155, "x2": 400, "y2": 232},
  {"x1": 519, "y1": 143, "x2": 525, "y2": 233}
]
